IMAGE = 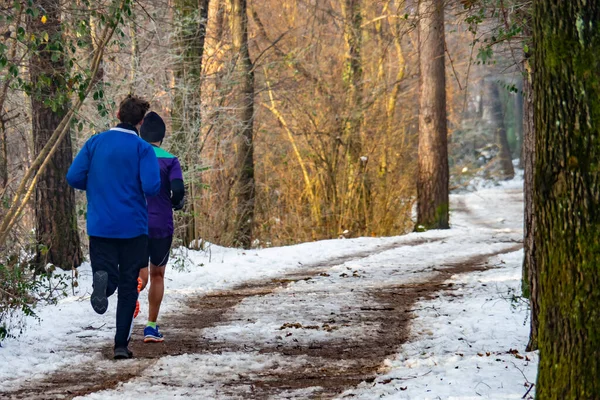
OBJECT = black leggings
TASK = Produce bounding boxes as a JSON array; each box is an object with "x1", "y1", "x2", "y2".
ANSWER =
[{"x1": 89, "y1": 235, "x2": 148, "y2": 348}]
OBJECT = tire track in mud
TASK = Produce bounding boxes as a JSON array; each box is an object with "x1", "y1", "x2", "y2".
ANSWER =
[{"x1": 2, "y1": 239, "x2": 522, "y2": 399}]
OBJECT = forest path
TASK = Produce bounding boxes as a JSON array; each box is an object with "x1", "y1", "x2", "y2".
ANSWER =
[{"x1": 2, "y1": 186, "x2": 523, "y2": 399}]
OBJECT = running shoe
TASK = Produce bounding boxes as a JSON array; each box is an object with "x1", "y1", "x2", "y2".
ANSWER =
[
  {"x1": 91, "y1": 271, "x2": 109, "y2": 314},
  {"x1": 143, "y1": 325, "x2": 164, "y2": 343},
  {"x1": 114, "y1": 347, "x2": 133, "y2": 359}
]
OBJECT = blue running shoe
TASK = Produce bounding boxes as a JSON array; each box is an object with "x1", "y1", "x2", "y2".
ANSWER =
[
  {"x1": 91, "y1": 271, "x2": 108, "y2": 314},
  {"x1": 144, "y1": 325, "x2": 164, "y2": 343}
]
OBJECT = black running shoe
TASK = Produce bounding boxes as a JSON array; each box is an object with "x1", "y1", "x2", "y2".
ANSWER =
[
  {"x1": 113, "y1": 347, "x2": 133, "y2": 360},
  {"x1": 91, "y1": 271, "x2": 109, "y2": 314}
]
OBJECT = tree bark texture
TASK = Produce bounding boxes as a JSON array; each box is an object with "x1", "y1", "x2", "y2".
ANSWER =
[
  {"x1": 487, "y1": 80, "x2": 515, "y2": 180},
  {"x1": 230, "y1": 0, "x2": 255, "y2": 248},
  {"x1": 172, "y1": 0, "x2": 209, "y2": 139},
  {"x1": 533, "y1": 1, "x2": 600, "y2": 397},
  {"x1": 340, "y1": 0, "x2": 370, "y2": 234},
  {"x1": 30, "y1": 0, "x2": 82, "y2": 270},
  {"x1": 522, "y1": 62, "x2": 538, "y2": 351},
  {"x1": 341, "y1": 0, "x2": 363, "y2": 161},
  {"x1": 171, "y1": 0, "x2": 210, "y2": 246},
  {"x1": 416, "y1": 0, "x2": 449, "y2": 230}
]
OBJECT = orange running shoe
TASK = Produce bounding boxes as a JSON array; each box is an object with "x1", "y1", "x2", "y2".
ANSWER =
[{"x1": 134, "y1": 277, "x2": 142, "y2": 318}]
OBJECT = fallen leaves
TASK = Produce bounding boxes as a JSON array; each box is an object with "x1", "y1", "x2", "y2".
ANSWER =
[
  {"x1": 508, "y1": 348, "x2": 529, "y2": 360},
  {"x1": 278, "y1": 322, "x2": 339, "y2": 332}
]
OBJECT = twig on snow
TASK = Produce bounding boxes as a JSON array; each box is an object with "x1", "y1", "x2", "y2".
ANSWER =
[
  {"x1": 522, "y1": 383, "x2": 534, "y2": 399},
  {"x1": 511, "y1": 361, "x2": 532, "y2": 384},
  {"x1": 475, "y1": 381, "x2": 491, "y2": 390}
]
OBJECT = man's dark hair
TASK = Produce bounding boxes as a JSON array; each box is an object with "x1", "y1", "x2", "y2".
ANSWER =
[{"x1": 118, "y1": 95, "x2": 150, "y2": 126}]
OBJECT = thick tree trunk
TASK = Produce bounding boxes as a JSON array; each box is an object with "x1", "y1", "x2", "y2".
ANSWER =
[
  {"x1": 534, "y1": 1, "x2": 600, "y2": 397},
  {"x1": 171, "y1": 0, "x2": 210, "y2": 246},
  {"x1": 30, "y1": 0, "x2": 82, "y2": 270},
  {"x1": 522, "y1": 61, "x2": 538, "y2": 351},
  {"x1": 230, "y1": 0, "x2": 254, "y2": 248},
  {"x1": 416, "y1": 0, "x2": 449, "y2": 230},
  {"x1": 488, "y1": 81, "x2": 515, "y2": 180}
]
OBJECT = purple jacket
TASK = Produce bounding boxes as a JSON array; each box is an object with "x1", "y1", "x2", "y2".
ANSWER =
[{"x1": 148, "y1": 146, "x2": 184, "y2": 238}]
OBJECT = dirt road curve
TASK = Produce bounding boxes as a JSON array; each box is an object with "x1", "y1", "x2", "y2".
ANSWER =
[{"x1": 3, "y1": 236, "x2": 521, "y2": 400}]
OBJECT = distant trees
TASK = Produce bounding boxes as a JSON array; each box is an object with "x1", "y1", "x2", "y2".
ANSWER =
[
  {"x1": 533, "y1": 0, "x2": 600, "y2": 397},
  {"x1": 246, "y1": 1, "x2": 416, "y2": 242},
  {"x1": 0, "y1": 0, "x2": 524, "y2": 256},
  {"x1": 458, "y1": 0, "x2": 538, "y2": 349},
  {"x1": 486, "y1": 80, "x2": 514, "y2": 180},
  {"x1": 416, "y1": 0, "x2": 449, "y2": 230}
]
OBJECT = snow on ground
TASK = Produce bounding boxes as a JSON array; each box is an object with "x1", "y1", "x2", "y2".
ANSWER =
[
  {"x1": 337, "y1": 249, "x2": 537, "y2": 400},
  {"x1": 81, "y1": 352, "x2": 318, "y2": 400},
  {"x1": 0, "y1": 234, "x2": 417, "y2": 389},
  {"x1": 0, "y1": 176, "x2": 537, "y2": 399}
]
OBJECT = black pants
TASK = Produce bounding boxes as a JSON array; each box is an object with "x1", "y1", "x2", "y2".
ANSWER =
[{"x1": 89, "y1": 235, "x2": 148, "y2": 349}]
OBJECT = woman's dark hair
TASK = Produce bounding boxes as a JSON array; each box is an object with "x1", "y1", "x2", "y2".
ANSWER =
[{"x1": 118, "y1": 95, "x2": 150, "y2": 126}]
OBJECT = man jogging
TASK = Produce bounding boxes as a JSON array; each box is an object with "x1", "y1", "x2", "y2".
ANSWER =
[
  {"x1": 137, "y1": 111, "x2": 185, "y2": 343},
  {"x1": 67, "y1": 96, "x2": 161, "y2": 359}
]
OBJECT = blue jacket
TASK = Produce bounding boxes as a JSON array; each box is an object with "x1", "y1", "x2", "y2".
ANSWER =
[{"x1": 67, "y1": 124, "x2": 161, "y2": 239}]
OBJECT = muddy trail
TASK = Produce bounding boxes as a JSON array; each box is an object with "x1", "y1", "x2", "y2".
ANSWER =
[{"x1": 2, "y1": 234, "x2": 521, "y2": 400}]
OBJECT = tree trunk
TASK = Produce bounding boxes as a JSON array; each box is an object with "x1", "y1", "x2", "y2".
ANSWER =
[
  {"x1": 230, "y1": 0, "x2": 254, "y2": 248},
  {"x1": 515, "y1": 79, "x2": 524, "y2": 168},
  {"x1": 171, "y1": 0, "x2": 210, "y2": 246},
  {"x1": 29, "y1": 0, "x2": 82, "y2": 270},
  {"x1": 534, "y1": 1, "x2": 600, "y2": 397},
  {"x1": 128, "y1": 20, "x2": 139, "y2": 93},
  {"x1": 340, "y1": 0, "x2": 369, "y2": 235},
  {"x1": 488, "y1": 80, "x2": 515, "y2": 180},
  {"x1": 522, "y1": 60, "x2": 537, "y2": 351},
  {"x1": 0, "y1": 5, "x2": 22, "y2": 191},
  {"x1": 416, "y1": 0, "x2": 449, "y2": 230}
]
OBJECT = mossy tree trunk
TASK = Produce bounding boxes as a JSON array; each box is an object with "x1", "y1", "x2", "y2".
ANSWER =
[
  {"x1": 534, "y1": 1, "x2": 600, "y2": 397},
  {"x1": 416, "y1": 0, "x2": 449, "y2": 230},
  {"x1": 29, "y1": 0, "x2": 82, "y2": 270},
  {"x1": 230, "y1": 0, "x2": 255, "y2": 248}
]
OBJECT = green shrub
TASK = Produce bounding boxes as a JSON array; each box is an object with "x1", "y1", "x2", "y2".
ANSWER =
[{"x1": 0, "y1": 259, "x2": 70, "y2": 340}]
